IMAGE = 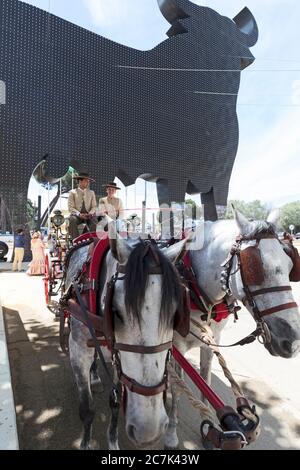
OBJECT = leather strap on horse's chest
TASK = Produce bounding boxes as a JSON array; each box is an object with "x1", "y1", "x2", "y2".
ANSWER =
[{"x1": 180, "y1": 253, "x2": 231, "y2": 323}]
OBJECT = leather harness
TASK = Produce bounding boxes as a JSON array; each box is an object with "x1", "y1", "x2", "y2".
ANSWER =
[{"x1": 221, "y1": 234, "x2": 299, "y2": 344}]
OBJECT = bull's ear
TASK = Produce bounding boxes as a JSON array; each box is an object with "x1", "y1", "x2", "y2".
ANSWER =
[
  {"x1": 233, "y1": 7, "x2": 258, "y2": 47},
  {"x1": 157, "y1": 0, "x2": 189, "y2": 23}
]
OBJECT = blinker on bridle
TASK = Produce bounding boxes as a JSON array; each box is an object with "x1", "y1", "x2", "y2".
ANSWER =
[{"x1": 221, "y1": 234, "x2": 298, "y2": 344}]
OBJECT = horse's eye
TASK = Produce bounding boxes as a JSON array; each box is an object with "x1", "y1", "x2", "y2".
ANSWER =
[{"x1": 113, "y1": 309, "x2": 124, "y2": 324}]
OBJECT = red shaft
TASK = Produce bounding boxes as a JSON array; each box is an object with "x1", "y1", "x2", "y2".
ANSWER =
[{"x1": 172, "y1": 346, "x2": 224, "y2": 410}]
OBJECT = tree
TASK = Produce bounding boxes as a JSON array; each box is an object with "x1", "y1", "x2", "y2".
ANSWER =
[
  {"x1": 26, "y1": 199, "x2": 37, "y2": 229},
  {"x1": 0, "y1": 196, "x2": 11, "y2": 232},
  {"x1": 185, "y1": 199, "x2": 202, "y2": 220},
  {"x1": 224, "y1": 199, "x2": 269, "y2": 220},
  {"x1": 279, "y1": 201, "x2": 300, "y2": 232}
]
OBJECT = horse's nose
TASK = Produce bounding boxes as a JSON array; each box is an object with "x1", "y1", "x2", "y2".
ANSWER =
[
  {"x1": 127, "y1": 415, "x2": 169, "y2": 446},
  {"x1": 280, "y1": 339, "x2": 300, "y2": 357},
  {"x1": 127, "y1": 424, "x2": 137, "y2": 443}
]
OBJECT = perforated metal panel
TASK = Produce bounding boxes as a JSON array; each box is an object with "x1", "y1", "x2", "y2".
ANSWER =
[{"x1": 0, "y1": 0, "x2": 258, "y2": 226}]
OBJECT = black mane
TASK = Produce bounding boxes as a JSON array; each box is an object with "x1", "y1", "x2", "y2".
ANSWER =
[{"x1": 124, "y1": 241, "x2": 183, "y2": 329}]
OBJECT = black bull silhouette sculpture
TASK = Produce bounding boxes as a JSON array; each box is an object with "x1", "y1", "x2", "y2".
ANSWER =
[{"x1": 0, "y1": 0, "x2": 258, "y2": 226}]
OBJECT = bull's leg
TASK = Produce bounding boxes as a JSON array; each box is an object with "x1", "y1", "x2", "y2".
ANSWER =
[
  {"x1": 200, "y1": 188, "x2": 218, "y2": 222},
  {"x1": 164, "y1": 362, "x2": 182, "y2": 450}
]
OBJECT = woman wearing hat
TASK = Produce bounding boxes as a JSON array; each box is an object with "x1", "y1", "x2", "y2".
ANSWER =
[
  {"x1": 26, "y1": 231, "x2": 46, "y2": 276},
  {"x1": 99, "y1": 181, "x2": 124, "y2": 223},
  {"x1": 68, "y1": 173, "x2": 97, "y2": 240}
]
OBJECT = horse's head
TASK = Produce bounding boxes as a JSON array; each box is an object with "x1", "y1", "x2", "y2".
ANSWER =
[
  {"x1": 107, "y1": 233, "x2": 188, "y2": 447},
  {"x1": 229, "y1": 209, "x2": 300, "y2": 358}
]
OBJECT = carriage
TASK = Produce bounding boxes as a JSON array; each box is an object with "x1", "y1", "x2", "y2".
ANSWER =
[{"x1": 43, "y1": 210, "x2": 72, "y2": 309}]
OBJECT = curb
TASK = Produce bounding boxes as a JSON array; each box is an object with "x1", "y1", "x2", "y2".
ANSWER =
[{"x1": 0, "y1": 298, "x2": 19, "y2": 449}]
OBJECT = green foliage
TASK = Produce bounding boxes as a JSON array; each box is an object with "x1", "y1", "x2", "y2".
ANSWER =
[
  {"x1": 279, "y1": 201, "x2": 300, "y2": 232},
  {"x1": 26, "y1": 199, "x2": 37, "y2": 229},
  {"x1": 224, "y1": 200, "x2": 269, "y2": 220},
  {"x1": 185, "y1": 199, "x2": 202, "y2": 219}
]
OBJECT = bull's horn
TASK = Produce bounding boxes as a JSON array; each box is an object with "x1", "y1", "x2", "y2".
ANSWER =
[
  {"x1": 233, "y1": 7, "x2": 258, "y2": 47},
  {"x1": 157, "y1": 0, "x2": 189, "y2": 25}
]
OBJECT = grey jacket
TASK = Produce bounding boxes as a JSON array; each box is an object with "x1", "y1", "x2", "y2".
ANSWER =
[{"x1": 68, "y1": 188, "x2": 97, "y2": 216}]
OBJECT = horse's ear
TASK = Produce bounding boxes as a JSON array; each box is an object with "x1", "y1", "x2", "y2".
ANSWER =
[
  {"x1": 110, "y1": 233, "x2": 132, "y2": 264},
  {"x1": 233, "y1": 206, "x2": 250, "y2": 234},
  {"x1": 267, "y1": 208, "x2": 280, "y2": 227},
  {"x1": 107, "y1": 218, "x2": 132, "y2": 263},
  {"x1": 164, "y1": 232, "x2": 194, "y2": 263}
]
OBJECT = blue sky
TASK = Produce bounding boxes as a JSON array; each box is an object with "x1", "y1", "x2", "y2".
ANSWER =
[{"x1": 23, "y1": 0, "x2": 300, "y2": 208}]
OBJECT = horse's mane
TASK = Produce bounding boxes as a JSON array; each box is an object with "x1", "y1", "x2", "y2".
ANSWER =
[
  {"x1": 241, "y1": 220, "x2": 277, "y2": 239},
  {"x1": 124, "y1": 240, "x2": 183, "y2": 329}
]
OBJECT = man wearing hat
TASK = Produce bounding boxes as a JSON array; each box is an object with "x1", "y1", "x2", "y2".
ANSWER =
[
  {"x1": 99, "y1": 182, "x2": 124, "y2": 223},
  {"x1": 68, "y1": 172, "x2": 97, "y2": 240}
]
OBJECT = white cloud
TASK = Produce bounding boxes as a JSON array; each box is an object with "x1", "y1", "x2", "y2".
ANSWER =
[{"x1": 84, "y1": 0, "x2": 127, "y2": 27}]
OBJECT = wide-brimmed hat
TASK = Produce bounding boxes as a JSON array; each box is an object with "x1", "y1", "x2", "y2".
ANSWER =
[
  {"x1": 72, "y1": 172, "x2": 95, "y2": 182},
  {"x1": 103, "y1": 181, "x2": 121, "y2": 190}
]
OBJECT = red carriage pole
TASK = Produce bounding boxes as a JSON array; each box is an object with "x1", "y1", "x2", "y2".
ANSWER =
[{"x1": 172, "y1": 346, "x2": 224, "y2": 410}]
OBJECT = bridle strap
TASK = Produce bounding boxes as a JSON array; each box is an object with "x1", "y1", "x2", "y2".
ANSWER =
[
  {"x1": 117, "y1": 264, "x2": 163, "y2": 275},
  {"x1": 259, "y1": 302, "x2": 298, "y2": 318},
  {"x1": 119, "y1": 372, "x2": 168, "y2": 396},
  {"x1": 114, "y1": 341, "x2": 173, "y2": 354},
  {"x1": 251, "y1": 286, "x2": 292, "y2": 296}
]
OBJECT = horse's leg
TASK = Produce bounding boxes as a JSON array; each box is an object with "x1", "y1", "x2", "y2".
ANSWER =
[
  {"x1": 69, "y1": 319, "x2": 95, "y2": 450},
  {"x1": 199, "y1": 323, "x2": 222, "y2": 402},
  {"x1": 107, "y1": 387, "x2": 120, "y2": 450},
  {"x1": 90, "y1": 350, "x2": 104, "y2": 391},
  {"x1": 164, "y1": 362, "x2": 182, "y2": 450},
  {"x1": 200, "y1": 346, "x2": 214, "y2": 391}
]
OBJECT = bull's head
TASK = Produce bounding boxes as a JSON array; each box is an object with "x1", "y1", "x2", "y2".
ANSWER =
[{"x1": 157, "y1": 0, "x2": 258, "y2": 68}]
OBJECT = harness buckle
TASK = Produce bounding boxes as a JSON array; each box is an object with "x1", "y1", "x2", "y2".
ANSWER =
[{"x1": 220, "y1": 430, "x2": 248, "y2": 450}]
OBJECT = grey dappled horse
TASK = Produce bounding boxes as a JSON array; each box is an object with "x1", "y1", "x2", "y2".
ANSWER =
[
  {"x1": 164, "y1": 209, "x2": 300, "y2": 449},
  {"x1": 66, "y1": 228, "x2": 189, "y2": 449}
]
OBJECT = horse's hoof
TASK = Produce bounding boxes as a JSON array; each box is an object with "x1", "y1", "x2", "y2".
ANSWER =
[
  {"x1": 80, "y1": 444, "x2": 90, "y2": 450},
  {"x1": 91, "y1": 377, "x2": 104, "y2": 393}
]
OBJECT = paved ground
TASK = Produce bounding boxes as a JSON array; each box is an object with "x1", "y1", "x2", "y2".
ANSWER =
[{"x1": 1, "y1": 264, "x2": 300, "y2": 450}]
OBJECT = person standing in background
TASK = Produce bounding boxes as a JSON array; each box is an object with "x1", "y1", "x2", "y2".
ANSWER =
[
  {"x1": 26, "y1": 231, "x2": 46, "y2": 275},
  {"x1": 12, "y1": 228, "x2": 25, "y2": 272}
]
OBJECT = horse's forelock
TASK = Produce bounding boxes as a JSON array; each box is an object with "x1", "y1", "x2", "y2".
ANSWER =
[
  {"x1": 124, "y1": 241, "x2": 183, "y2": 328},
  {"x1": 241, "y1": 220, "x2": 277, "y2": 239}
]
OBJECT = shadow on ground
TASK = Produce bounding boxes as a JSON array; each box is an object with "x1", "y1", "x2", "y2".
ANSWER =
[{"x1": 3, "y1": 307, "x2": 299, "y2": 450}]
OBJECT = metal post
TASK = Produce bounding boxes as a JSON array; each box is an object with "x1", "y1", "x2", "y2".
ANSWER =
[
  {"x1": 142, "y1": 201, "x2": 146, "y2": 237},
  {"x1": 47, "y1": 182, "x2": 51, "y2": 234},
  {"x1": 59, "y1": 178, "x2": 62, "y2": 209},
  {"x1": 37, "y1": 195, "x2": 42, "y2": 230}
]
